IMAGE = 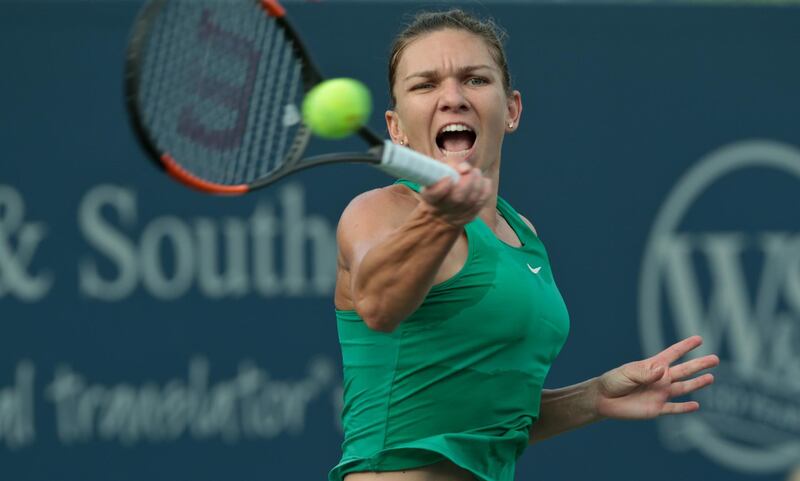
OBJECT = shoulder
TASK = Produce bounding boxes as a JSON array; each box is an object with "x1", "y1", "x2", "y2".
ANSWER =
[
  {"x1": 518, "y1": 213, "x2": 538, "y2": 237},
  {"x1": 500, "y1": 196, "x2": 539, "y2": 236},
  {"x1": 336, "y1": 184, "x2": 419, "y2": 259},
  {"x1": 338, "y1": 184, "x2": 418, "y2": 230}
]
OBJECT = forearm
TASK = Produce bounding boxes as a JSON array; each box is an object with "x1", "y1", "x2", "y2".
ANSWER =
[
  {"x1": 529, "y1": 378, "x2": 606, "y2": 444},
  {"x1": 353, "y1": 204, "x2": 461, "y2": 331}
]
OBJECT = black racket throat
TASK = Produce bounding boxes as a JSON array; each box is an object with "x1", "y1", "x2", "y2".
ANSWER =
[{"x1": 249, "y1": 151, "x2": 383, "y2": 190}]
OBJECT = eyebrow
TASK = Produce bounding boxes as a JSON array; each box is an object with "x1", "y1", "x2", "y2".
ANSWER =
[{"x1": 403, "y1": 64, "x2": 495, "y2": 82}]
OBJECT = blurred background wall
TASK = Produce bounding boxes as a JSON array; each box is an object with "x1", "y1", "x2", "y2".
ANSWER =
[{"x1": 1, "y1": 1, "x2": 798, "y2": 480}]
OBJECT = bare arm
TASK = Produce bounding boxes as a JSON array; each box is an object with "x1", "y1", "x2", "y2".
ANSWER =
[
  {"x1": 529, "y1": 380, "x2": 602, "y2": 444},
  {"x1": 512, "y1": 218, "x2": 717, "y2": 443},
  {"x1": 342, "y1": 198, "x2": 461, "y2": 331},
  {"x1": 339, "y1": 163, "x2": 491, "y2": 332},
  {"x1": 529, "y1": 336, "x2": 719, "y2": 444}
]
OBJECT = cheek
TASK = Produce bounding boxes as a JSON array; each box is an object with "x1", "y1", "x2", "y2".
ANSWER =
[
  {"x1": 482, "y1": 105, "x2": 508, "y2": 137},
  {"x1": 478, "y1": 92, "x2": 510, "y2": 123},
  {"x1": 399, "y1": 100, "x2": 433, "y2": 136}
]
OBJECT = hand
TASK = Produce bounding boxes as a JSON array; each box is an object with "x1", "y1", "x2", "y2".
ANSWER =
[
  {"x1": 593, "y1": 335, "x2": 719, "y2": 419},
  {"x1": 419, "y1": 162, "x2": 492, "y2": 227}
]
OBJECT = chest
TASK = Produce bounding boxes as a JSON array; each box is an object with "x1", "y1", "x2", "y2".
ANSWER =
[
  {"x1": 398, "y1": 218, "x2": 571, "y2": 376},
  {"x1": 470, "y1": 239, "x2": 567, "y2": 338},
  {"x1": 434, "y1": 216, "x2": 522, "y2": 285},
  {"x1": 420, "y1": 223, "x2": 570, "y2": 346}
]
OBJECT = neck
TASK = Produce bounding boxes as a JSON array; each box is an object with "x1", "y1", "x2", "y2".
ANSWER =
[{"x1": 477, "y1": 157, "x2": 502, "y2": 228}]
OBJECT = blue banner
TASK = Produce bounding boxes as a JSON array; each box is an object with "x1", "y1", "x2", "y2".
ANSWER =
[{"x1": 1, "y1": 2, "x2": 799, "y2": 480}]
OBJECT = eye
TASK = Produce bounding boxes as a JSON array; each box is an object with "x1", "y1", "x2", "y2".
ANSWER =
[
  {"x1": 411, "y1": 82, "x2": 435, "y2": 91},
  {"x1": 466, "y1": 77, "x2": 489, "y2": 86}
]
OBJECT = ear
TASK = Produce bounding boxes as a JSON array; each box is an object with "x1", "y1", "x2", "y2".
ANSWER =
[
  {"x1": 505, "y1": 90, "x2": 523, "y2": 132},
  {"x1": 385, "y1": 109, "x2": 406, "y2": 144}
]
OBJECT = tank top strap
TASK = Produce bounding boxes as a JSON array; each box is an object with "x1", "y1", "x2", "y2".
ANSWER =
[
  {"x1": 393, "y1": 179, "x2": 487, "y2": 243},
  {"x1": 394, "y1": 180, "x2": 537, "y2": 243},
  {"x1": 496, "y1": 195, "x2": 539, "y2": 245},
  {"x1": 394, "y1": 178, "x2": 422, "y2": 192}
]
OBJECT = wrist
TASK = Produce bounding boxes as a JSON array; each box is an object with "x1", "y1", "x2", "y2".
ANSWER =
[
  {"x1": 416, "y1": 202, "x2": 469, "y2": 230},
  {"x1": 583, "y1": 377, "x2": 607, "y2": 423}
]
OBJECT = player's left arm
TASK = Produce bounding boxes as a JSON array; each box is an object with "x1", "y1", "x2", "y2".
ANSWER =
[{"x1": 529, "y1": 336, "x2": 719, "y2": 444}]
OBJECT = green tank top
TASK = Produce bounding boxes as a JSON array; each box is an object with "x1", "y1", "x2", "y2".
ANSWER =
[{"x1": 330, "y1": 180, "x2": 570, "y2": 481}]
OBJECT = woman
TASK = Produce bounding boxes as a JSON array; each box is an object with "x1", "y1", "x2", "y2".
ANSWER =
[{"x1": 331, "y1": 9, "x2": 718, "y2": 481}]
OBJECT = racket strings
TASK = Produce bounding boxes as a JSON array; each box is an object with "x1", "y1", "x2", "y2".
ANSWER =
[
  {"x1": 228, "y1": 4, "x2": 271, "y2": 185},
  {"x1": 273, "y1": 54, "x2": 304, "y2": 173},
  {"x1": 235, "y1": 15, "x2": 276, "y2": 185},
  {"x1": 233, "y1": 13, "x2": 300, "y2": 184},
  {"x1": 136, "y1": 0, "x2": 308, "y2": 187},
  {"x1": 246, "y1": 16, "x2": 284, "y2": 183},
  {"x1": 260, "y1": 34, "x2": 294, "y2": 177}
]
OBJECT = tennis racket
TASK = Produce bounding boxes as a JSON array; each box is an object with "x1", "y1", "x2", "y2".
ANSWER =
[{"x1": 125, "y1": 0, "x2": 458, "y2": 195}]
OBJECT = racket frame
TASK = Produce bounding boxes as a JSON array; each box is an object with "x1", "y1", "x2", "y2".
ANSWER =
[{"x1": 125, "y1": 0, "x2": 384, "y2": 195}]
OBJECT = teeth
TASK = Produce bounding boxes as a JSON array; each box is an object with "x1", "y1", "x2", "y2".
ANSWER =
[
  {"x1": 439, "y1": 123, "x2": 474, "y2": 134},
  {"x1": 436, "y1": 123, "x2": 476, "y2": 156}
]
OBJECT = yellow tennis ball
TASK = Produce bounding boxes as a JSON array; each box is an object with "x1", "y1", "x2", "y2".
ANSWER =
[{"x1": 302, "y1": 78, "x2": 372, "y2": 139}]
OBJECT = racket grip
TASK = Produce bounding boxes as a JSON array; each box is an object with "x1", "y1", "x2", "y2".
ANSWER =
[{"x1": 378, "y1": 141, "x2": 460, "y2": 186}]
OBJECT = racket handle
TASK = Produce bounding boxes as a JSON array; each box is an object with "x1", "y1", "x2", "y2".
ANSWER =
[{"x1": 378, "y1": 141, "x2": 460, "y2": 186}]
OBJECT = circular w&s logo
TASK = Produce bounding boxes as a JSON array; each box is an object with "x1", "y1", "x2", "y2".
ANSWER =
[{"x1": 639, "y1": 139, "x2": 800, "y2": 474}]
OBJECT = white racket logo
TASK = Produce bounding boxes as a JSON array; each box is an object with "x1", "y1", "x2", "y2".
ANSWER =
[{"x1": 282, "y1": 104, "x2": 301, "y2": 127}]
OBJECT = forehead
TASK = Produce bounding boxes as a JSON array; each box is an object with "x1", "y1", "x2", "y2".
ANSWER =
[{"x1": 397, "y1": 29, "x2": 498, "y2": 77}]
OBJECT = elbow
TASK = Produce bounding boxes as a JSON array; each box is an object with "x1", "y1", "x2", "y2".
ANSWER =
[
  {"x1": 355, "y1": 297, "x2": 401, "y2": 333},
  {"x1": 365, "y1": 318, "x2": 398, "y2": 333},
  {"x1": 528, "y1": 425, "x2": 550, "y2": 445}
]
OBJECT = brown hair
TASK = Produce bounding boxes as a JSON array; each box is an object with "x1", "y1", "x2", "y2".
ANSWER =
[{"x1": 387, "y1": 9, "x2": 513, "y2": 107}]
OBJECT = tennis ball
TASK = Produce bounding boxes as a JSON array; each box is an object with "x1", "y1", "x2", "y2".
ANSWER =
[{"x1": 302, "y1": 78, "x2": 371, "y2": 139}]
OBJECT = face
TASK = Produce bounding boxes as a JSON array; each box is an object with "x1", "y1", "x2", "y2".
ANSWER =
[{"x1": 386, "y1": 28, "x2": 522, "y2": 172}]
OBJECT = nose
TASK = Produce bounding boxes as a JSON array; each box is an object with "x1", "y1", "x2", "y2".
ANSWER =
[{"x1": 438, "y1": 79, "x2": 469, "y2": 113}]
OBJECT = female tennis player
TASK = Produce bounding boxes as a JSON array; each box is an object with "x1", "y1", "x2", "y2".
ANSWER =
[{"x1": 331, "y1": 10, "x2": 719, "y2": 481}]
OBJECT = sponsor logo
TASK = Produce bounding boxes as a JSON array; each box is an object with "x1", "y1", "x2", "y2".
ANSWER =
[
  {"x1": 78, "y1": 183, "x2": 336, "y2": 300},
  {"x1": 0, "y1": 185, "x2": 51, "y2": 301},
  {"x1": 639, "y1": 140, "x2": 800, "y2": 473},
  {"x1": 0, "y1": 182, "x2": 336, "y2": 302}
]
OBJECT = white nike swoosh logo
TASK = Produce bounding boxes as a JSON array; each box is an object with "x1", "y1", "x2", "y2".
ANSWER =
[{"x1": 527, "y1": 264, "x2": 542, "y2": 274}]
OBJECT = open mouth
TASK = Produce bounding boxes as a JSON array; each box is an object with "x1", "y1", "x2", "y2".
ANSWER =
[{"x1": 435, "y1": 123, "x2": 477, "y2": 157}]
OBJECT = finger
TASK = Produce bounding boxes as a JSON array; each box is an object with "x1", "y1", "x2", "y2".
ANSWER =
[
  {"x1": 465, "y1": 168, "x2": 486, "y2": 205},
  {"x1": 423, "y1": 162, "x2": 468, "y2": 201},
  {"x1": 622, "y1": 362, "x2": 665, "y2": 385},
  {"x1": 477, "y1": 178, "x2": 492, "y2": 209},
  {"x1": 669, "y1": 373, "x2": 714, "y2": 398},
  {"x1": 456, "y1": 161, "x2": 472, "y2": 175},
  {"x1": 450, "y1": 167, "x2": 477, "y2": 204},
  {"x1": 660, "y1": 401, "x2": 700, "y2": 415},
  {"x1": 420, "y1": 176, "x2": 454, "y2": 204},
  {"x1": 669, "y1": 354, "x2": 720, "y2": 380},
  {"x1": 656, "y1": 335, "x2": 703, "y2": 364}
]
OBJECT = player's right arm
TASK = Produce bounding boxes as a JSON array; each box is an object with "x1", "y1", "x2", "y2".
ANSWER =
[{"x1": 337, "y1": 162, "x2": 490, "y2": 332}]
